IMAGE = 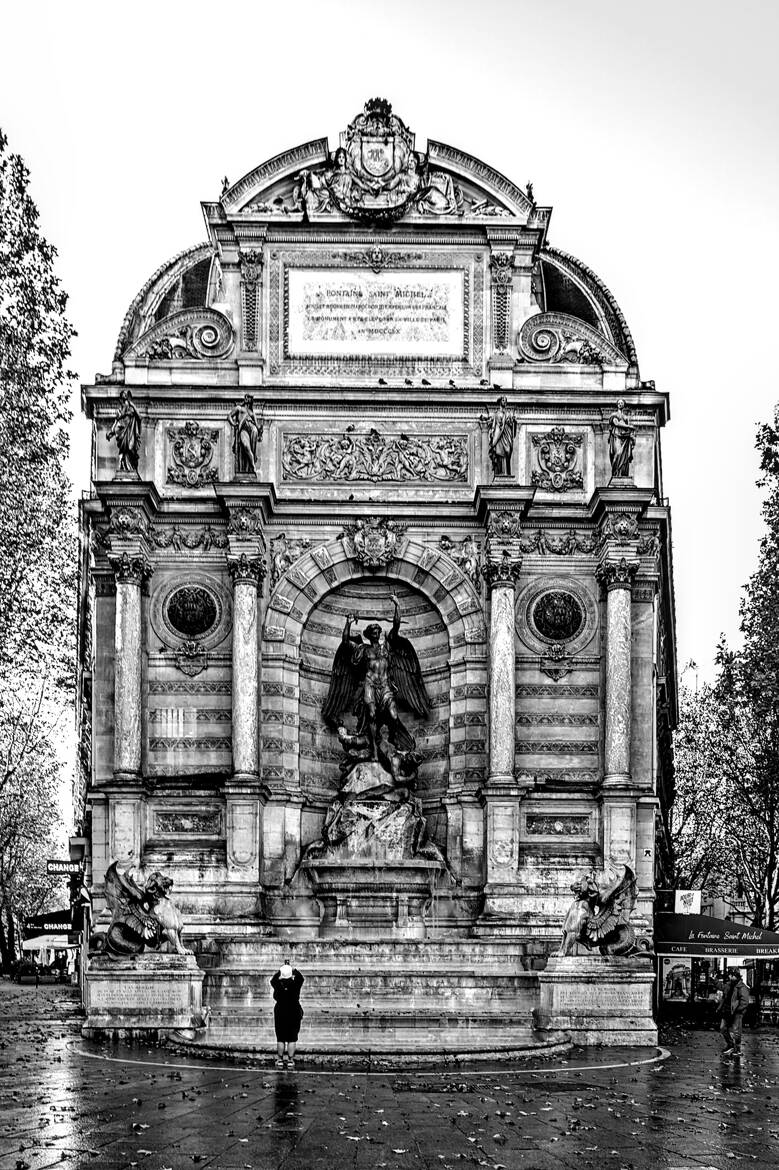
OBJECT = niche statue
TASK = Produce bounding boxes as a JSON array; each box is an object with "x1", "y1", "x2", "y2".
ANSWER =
[
  {"x1": 608, "y1": 399, "x2": 636, "y2": 479},
  {"x1": 481, "y1": 395, "x2": 517, "y2": 478},
  {"x1": 228, "y1": 394, "x2": 264, "y2": 476},
  {"x1": 301, "y1": 592, "x2": 447, "y2": 867},
  {"x1": 107, "y1": 389, "x2": 142, "y2": 475},
  {"x1": 323, "y1": 592, "x2": 428, "y2": 764}
]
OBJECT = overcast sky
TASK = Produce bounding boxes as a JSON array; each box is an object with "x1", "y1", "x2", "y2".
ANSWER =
[{"x1": 3, "y1": 0, "x2": 778, "y2": 679}]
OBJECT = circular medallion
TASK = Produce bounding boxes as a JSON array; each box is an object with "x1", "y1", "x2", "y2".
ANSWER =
[
  {"x1": 165, "y1": 585, "x2": 218, "y2": 639},
  {"x1": 531, "y1": 590, "x2": 584, "y2": 643},
  {"x1": 150, "y1": 571, "x2": 232, "y2": 651},
  {"x1": 515, "y1": 576, "x2": 597, "y2": 656}
]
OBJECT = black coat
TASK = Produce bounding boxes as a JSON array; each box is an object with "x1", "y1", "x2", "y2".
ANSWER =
[{"x1": 270, "y1": 969, "x2": 304, "y2": 1041}]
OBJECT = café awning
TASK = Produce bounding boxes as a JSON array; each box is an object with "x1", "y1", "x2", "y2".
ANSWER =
[
  {"x1": 22, "y1": 935, "x2": 79, "y2": 951},
  {"x1": 654, "y1": 913, "x2": 779, "y2": 958}
]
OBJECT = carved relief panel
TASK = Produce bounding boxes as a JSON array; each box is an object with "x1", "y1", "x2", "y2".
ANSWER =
[{"x1": 277, "y1": 424, "x2": 474, "y2": 489}]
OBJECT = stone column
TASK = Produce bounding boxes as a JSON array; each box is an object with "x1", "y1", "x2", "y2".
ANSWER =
[
  {"x1": 597, "y1": 556, "x2": 638, "y2": 786},
  {"x1": 227, "y1": 552, "x2": 265, "y2": 781},
  {"x1": 486, "y1": 562, "x2": 519, "y2": 784},
  {"x1": 478, "y1": 517, "x2": 523, "y2": 924},
  {"x1": 109, "y1": 552, "x2": 151, "y2": 780}
]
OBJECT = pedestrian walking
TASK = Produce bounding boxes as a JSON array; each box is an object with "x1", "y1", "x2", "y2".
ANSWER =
[
  {"x1": 271, "y1": 960, "x2": 304, "y2": 1068},
  {"x1": 718, "y1": 968, "x2": 749, "y2": 1059}
]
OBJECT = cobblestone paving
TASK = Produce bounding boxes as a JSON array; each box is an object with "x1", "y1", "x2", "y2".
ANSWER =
[{"x1": 1, "y1": 980, "x2": 778, "y2": 1169}]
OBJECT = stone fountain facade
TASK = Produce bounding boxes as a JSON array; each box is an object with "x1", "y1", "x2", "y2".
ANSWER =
[{"x1": 75, "y1": 101, "x2": 676, "y2": 1055}]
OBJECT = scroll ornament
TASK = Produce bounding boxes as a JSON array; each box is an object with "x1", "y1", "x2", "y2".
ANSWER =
[
  {"x1": 517, "y1": 312, "x2": 627, "y2": 366},
  {"x1": 126, "y1": 308, "x2": 235, "y2": 362}
]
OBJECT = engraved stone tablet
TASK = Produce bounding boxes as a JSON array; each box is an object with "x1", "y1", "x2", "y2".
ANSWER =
[{"x1": 287, "y1": 268, "x2": 465, "y2": 358}]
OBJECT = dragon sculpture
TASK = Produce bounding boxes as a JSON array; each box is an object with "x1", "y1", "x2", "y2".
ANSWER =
[
  {"x1": 89, "y1": 861, "x2": 191, "y2": 958},
  {"x1": 558, "y1": 858, "x2": 645, "y2": 957}
]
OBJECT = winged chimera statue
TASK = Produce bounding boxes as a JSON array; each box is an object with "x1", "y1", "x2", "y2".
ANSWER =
[
  {"x1": 558, "y1": 859, "x2": 645, "y2": 957},
  {"x1": 89, "y1": 861, "x2": 191, "y2": 958},
  {"x1": 323, "y1": 591, "x2": 428, "y2": 776}
]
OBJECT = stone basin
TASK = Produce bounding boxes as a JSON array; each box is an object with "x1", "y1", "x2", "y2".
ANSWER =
[{"x1": 302, "y1": 857, "x2": 448, "y2": 938}]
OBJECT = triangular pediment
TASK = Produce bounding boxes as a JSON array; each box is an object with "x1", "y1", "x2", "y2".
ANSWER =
[{"x1": 216, "y1": 100, "x2": 545, "y2": 226}]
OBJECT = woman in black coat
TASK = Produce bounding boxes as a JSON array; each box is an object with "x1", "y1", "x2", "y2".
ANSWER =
[{"x1": 270, "y1": 961, "x2": 304, "y2": 1068}]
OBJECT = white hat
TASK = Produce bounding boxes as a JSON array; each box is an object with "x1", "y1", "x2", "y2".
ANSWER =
[{"x1": 280, "y1": 963, "x2": 293, "y2": 979}]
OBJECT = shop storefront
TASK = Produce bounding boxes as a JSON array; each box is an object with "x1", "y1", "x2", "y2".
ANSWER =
[{"x1": 655, "y1": 913, "x2": 779, "y2": 1024}]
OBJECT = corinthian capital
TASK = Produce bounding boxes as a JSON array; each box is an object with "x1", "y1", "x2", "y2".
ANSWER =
[
  {"x1": 109, "y1": 552, "x2": 153, "y2": 586},
  {"x1": 228, "y1": 552, "x2": 266, "y2": 586},
  {"x1": 484, "y1": 548, "x2": 522, "y2": 588},
  {"x1": 596, "y1": 556, "x2": 638, "y2": 593}
]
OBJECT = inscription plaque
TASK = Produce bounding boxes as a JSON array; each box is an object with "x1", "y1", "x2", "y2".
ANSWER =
[{"x1": 287, "y1": 268, "x2": 465, "y2": 357}]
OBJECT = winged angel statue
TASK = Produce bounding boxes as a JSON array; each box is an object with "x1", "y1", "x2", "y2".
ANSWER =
[
  {"x1": 89, "y1": 861, "x2": 191, "y2": 958},
  {"x1": 558, "y1": 858, "x2": 649, "y2": 957},
  {"x1": 323, "y1": 592, "x2": 428, "y2": 782},
  {"x1": 301, "y1": 592, "x2": 447, "y2": 866}
]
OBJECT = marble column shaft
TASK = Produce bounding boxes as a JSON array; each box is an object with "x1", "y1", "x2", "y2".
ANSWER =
[
  {"x1": 601, "y1": 564, "x2": 636, "y2": 784},
  {"x1": 488, "y1": 581, "x2": 516, "y2": 783},
  {"x1": 112, "y1": 563, "x2": 147, "y2": 778},
  {"x1": 231, "y1": 576, "x2": 259, "y2": 779}
]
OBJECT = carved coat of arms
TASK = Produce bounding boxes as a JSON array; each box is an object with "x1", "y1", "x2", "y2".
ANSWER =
[
  {"x1": 530, "y1": 427, "x2": 584, "y2": 493},
  {"x1": 341, "y1": 516, "x2": 406, "y2": 569},
  {"x1": 167, "y1": 420, "x2": 219, "y2": 488}
]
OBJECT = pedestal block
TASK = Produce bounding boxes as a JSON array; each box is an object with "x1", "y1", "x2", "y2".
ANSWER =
[
  {"x1": 534, "y1": 955, "x2": 656, "y2": 1046},
  {"x1": 82, "y1": 953, "x2": 205, "y2": 1037},
  {"x1": 302, "y1": 859, "x2": 448, "y2": 938}
]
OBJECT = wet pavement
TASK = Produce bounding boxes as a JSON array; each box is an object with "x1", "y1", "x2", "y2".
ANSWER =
[{"x1": 1, "y1": 979, "x2": 778, "y2": 1169}]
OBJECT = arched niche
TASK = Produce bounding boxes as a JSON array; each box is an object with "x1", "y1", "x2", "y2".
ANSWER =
[
  {"x1": 259, "y1": 535, "x2": 489, "y2": 866},
  {"x1": 298, "y1": 577, "x2": 451, "y2": 844}
]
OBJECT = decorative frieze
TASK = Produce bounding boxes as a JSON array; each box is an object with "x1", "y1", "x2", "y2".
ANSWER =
[
  {"x1": 281, "y1": 429, "x2": 468, "y2": 483},
  {"x1": 153, "y1": 811, "x2": 222, "y2": 835},
  {"x1": 516, "y1": 740, "x2": 599, "y2": 755},
  {"x1": 148, "y1": 737, "x2": 232, "y2": 751},
  {"x1": 148, "y1": 680, "x2": 232, "y2": 695},
  {"x1": 150, "y1": 525, "x2": 228, "y2": 552},
  {"x1": 526, "y1": 814, "x2": 591, "y2": 837},
  {"x1": 520, "y1": 528, "x2": 596, "y2": 555}
]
